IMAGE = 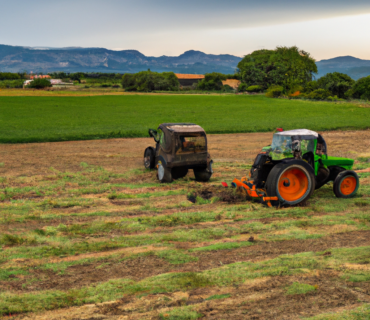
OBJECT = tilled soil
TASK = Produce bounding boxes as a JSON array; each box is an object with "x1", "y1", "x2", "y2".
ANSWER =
[
  {"x1": 2, "y1": 131, "x2": 370, "y2": 320},
  {"x1": 22, "y1": 272, "x2": 369, "y2": 320},
  {"x1": 3, "y1": 230, "x2": 370, "y2": 293}
]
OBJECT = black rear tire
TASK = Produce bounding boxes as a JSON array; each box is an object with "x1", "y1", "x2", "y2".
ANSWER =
[
  {"x1": 194, "y1": 161, "x2": 213, "y2": 182},
  {"x1": 172, "y1": 167, "x2": 188, "y2": 180},
  {"x1": 266, "y1": 161, "x2": 315, "y2": 206},
  {"x1": 333, "y1": 170, "x2": 359, "y2": 198},
  {"x1": 144, "y1": 147, "x2": 155, "y2": 169}
]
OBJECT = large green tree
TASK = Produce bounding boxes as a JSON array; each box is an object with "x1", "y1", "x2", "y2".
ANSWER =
[{"x1": 237, "y1": 46, "x2": 317, "y2": 93}]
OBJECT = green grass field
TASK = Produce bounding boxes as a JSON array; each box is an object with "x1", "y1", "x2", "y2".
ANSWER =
[{"x1": 0, "y1": 95, "x2": 369, "y2": 143}]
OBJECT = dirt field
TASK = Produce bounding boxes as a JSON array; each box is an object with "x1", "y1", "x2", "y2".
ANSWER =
[
  {"x1": 2, "y1": 130, "x2": 370, "y2": 177},
  {"x1": 1, "y1": 131, "x2": 370, "y2": 319}
]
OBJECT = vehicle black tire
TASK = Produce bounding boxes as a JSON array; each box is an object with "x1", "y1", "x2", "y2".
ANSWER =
[
  {"x1": 266, "y1": 161, "x2": 315, "y2": 206},
  {"x1": 194, "y1": 161, "x2": 213, "y2": 182},
  {"x1": 172, "y1": 167, "x2": 188, "y2": 180},
  {"x1": 144, "y1": 147, "x2": 155, "y2": 169},
  {"x1": 333, "y1": 170, "x2": 359, "y2": 198},
  {"x1": 157, "y1": 162, "x2": 173, "y2": 183}
]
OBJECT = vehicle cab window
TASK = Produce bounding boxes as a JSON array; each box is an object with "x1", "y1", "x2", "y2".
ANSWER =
[{"x1": 176, "y1": 135, "x2": 206, "y2": 153}]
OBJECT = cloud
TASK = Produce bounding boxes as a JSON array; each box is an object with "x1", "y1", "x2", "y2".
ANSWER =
[{"x1": 0, "y1": 0, "x2": 369, "y2": 58}]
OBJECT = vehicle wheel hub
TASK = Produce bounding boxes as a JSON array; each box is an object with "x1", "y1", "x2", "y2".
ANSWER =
[
  {"x1": 278, "y1": 168, "x2": 309, "y2": 202},
  {"x1": 340, "y1": 176, "x2": 357, "y2": 195},
  {"x1": 158, "y1": 164, "x2": 165, "y2": 180}
]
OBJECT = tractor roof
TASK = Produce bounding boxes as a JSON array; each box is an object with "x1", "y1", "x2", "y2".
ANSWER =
[
  {"x1": 274, "y1": 129, "x2": 318, "y2": 140},
  {"x1": 158, "y1": 123, "x2": 205, "y2": 133}
]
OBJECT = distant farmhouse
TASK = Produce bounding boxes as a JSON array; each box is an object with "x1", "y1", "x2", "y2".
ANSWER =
[
  {"x1": 29, "y1": 75, "x2": 51, "y2": 80},
  {"x1": 23, "y1": 76, "x2": 74, "y2": 88},
  {"x1": 175, "y1": 74, "x2": 205, "y2": 87},
  {"x1": 222, "y1": 79, "x2": 241, "y2": 90}
]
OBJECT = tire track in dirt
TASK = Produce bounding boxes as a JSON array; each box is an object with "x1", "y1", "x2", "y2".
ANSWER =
[
  {"x1": 2, "y1": 230, "x2": 370, "y2": 293},
  {"x1": 19, "y1": 272, "x2": 370, "y2": 320}
]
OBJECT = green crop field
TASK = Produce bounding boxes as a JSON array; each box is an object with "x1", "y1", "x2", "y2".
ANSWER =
[{"x1": 0, "y1": 95, "x2": 369, "y2": 143}]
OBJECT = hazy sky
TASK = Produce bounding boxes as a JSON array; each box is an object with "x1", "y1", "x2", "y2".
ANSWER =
[{"x1": 1, "y1": 0, "x2": 370, "y2": 60}]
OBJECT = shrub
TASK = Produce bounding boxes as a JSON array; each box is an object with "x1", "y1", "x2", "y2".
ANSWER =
[
  {"x1": 317, "y1": 72, "x2": 355, "y2": 99},
  {"x1": 266, "y1": 85, "x2": 284, "y2": 98},
  {"x1": 197, "y1": 72, "x2": 228, "y2": 91},
  {"x1": 27, "y1": 78, "x2": 52, "y2": 89},
  {"x1": 0, "y1": 80, "x2": 24, "y2": 89},
  {"x1": 122, "y1": 71, "x2": 179, "y2": 92},
  {"x1": 303, "y1": 80, "x2": 319, "y2": 93},
  {"x1": 238, "y1": 83, "x2": 248, "y2": 92},
  {"x1": 327, "y1": 95, "x2": 345, "y2": 101},
  {"x1": 0, "y1": 72, "x2": 21, "y2": 80},
  {"x1": 246, "y1": 85, "x2": 262, "y2": 92},
  {"x1": 101, "y1": 83, "x2": 110, "y2": 88},
  {"x1": 304, "y1": 88, "x2": 331, "y2": 100},
  {"x1": 222, "y1": 84, "x2": 234, "y2": 92},
  {"x1": 351, "y1": 75, "x2": 370, "y2": 100}
]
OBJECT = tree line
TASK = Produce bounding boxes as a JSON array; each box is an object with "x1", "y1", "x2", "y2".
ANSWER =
[{"x1": 1, "y1": 47, "x2": 370, "y2": 100}]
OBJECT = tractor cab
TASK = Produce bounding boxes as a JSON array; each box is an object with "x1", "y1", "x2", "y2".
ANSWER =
[
  {"x1": 266, "y1": 129, "x2": 353, "y2": 176},
  {"x1": 267, "y1": 129, "x2": 325, "y2": 175}
]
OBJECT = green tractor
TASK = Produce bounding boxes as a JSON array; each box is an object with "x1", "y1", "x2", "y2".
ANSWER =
[{"x1": 230, "y1": 129, "x2": 359, "y2": 207}]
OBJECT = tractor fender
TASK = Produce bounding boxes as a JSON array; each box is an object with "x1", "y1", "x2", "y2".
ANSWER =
[{"x1": 279, "y1": 159, "x2": 315, "y2": 176}]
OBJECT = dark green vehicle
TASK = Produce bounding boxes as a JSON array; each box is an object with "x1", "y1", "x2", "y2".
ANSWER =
[
  {"x1": 232, "y1": 129, "x2": 359, "y2": 206},
  {"x1": 144, "y1": 123, "x2": 213, "y2": 183}
]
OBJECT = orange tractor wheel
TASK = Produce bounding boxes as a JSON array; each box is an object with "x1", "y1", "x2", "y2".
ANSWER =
[
  {"x1": 333, "y1": 170, "x2": 359, "y2": 198},
  {"x1": 266, "y1": 162, "x2": 315, "y2": 206}
]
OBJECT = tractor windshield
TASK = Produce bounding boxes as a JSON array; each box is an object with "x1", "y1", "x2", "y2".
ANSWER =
[{"x1": 269, "y1": 134, "x2": 315, "y2": 160}]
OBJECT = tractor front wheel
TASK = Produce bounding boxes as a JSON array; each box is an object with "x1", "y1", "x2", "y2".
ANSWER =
[
  {"x1": 266, "y1": 162, "x2": 315, "y2": 206},
  {"x1": 333, "y1": 170, "x2": 359, "y2": 198},
  {"x1": 144, "y1": 147, "x2": 155, "y2": 169}
]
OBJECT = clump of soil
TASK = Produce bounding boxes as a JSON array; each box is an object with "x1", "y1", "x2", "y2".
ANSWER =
[{"x1": 187, "y1": 185, "x2": 245, "y2": 204}]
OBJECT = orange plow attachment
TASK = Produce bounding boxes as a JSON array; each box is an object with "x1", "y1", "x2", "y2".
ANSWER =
[{"x1": 227, "y1": 178, "x2": 278, "y2": 207}]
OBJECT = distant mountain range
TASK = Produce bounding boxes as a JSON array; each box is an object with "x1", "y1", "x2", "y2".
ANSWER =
[
  {"x1": 316, "y1": 56, "x2": 370, "y2": 80},
  {"x1": 0, "y1": 44, "x2": 369, "y2": 79},
  {"x1": 0, "y1": 44, "x2": 241, "y2": 74}
]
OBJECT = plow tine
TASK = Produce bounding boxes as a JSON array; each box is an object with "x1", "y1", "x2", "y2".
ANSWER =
[{"x1": 231, "y1": 178, "x2": 244, "y2": 188}]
